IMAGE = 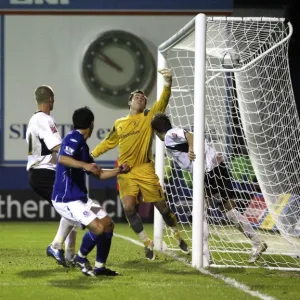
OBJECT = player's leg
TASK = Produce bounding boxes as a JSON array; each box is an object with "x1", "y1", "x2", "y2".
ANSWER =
[
  {"x1": 154, "y1": 199, "x2": 189, "y2": 254},
  {"x1": 118, "y1": 172, "x2": 154, "y2": 259},
  {"x1": 135, "y1": 162, "x2": 189, "y2": 255},
  {"x1": 47, "y1": 217, "x2": 74, "y2": 267},
  {"x1": 209, "y1": 163, "x2": 267, "y2": 262},
  {"x1": 28, "y1": 168, "x2": 75, "y2": 267},
  {"x1": 223, "y1": 200, "x2": 267, "y2": 262},
  {"x1": 64, "y1": 226, "x2": 77, "y2": 262},
  {"x1": 68, "y1": 200, "x2": 119, "y2": 276}
]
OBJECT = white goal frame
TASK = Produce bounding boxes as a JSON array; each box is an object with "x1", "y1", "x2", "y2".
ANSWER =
[{"x1": 154, "y1": 14, "x2": 294, "y2": 269}]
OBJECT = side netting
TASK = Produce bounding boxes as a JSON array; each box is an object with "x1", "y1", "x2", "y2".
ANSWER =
[{"x1": 155, "y1": 15, "x2": 300, "y2": 270}]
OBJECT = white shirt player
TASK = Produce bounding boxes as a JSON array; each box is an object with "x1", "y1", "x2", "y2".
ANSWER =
[
  {"x1": 165, "y1": 127, "x2": 219, "y2": 173},
  {"x1": 26, "y1": 111, "x2": 61, "y2": 171}
]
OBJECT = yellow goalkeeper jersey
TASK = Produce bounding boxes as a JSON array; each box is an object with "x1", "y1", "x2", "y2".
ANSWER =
[{"x1": 91, "y1": 86, "x2": 171, "y2": 167}]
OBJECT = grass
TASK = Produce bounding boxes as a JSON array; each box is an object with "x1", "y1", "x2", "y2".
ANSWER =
[{"x1": 0, "y1": 222, "x2": 300, "y2": 300}]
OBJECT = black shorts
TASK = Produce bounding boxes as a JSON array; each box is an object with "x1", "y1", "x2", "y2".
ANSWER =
[
  {"x1": 28, "y1": 168, "x2": 55, "y2": 205},
  {"x1": 204, "y1": 162, "x2": 235, "y2": 201}
]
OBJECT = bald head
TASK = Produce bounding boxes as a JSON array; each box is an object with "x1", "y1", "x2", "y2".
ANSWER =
[{"x1": 35, "y1": 85, "x2": 54, "y2": 105}]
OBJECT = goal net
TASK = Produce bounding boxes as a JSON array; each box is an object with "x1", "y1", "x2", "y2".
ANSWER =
[{"x1": 154, "y1": 14, "x2": 300, "y2": 270}]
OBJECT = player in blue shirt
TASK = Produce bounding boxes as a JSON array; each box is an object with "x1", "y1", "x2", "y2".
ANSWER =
[{"x1": 52, "y1": 106, "x2": 128, "y2": 276}]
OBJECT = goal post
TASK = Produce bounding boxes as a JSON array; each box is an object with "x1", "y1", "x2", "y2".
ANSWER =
[
  {"x1": 154, "y1": 14, "x2": 300, "y2": 271},
  {"x1": 154, "y1": 14, "x2": 207, "y2": 269},
  {"x1": 191, "y1": 14, "x2": 206, "y2": 269},
  {"x1": 154, "y1": 51, "x2": 168, "y2": 252}
]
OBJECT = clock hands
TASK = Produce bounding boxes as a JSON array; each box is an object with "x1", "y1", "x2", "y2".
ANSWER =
[{"x1": 96, "y1": 51, "x2": 123, "y2": 72}]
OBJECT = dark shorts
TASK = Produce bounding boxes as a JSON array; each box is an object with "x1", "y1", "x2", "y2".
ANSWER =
[
  {"x1": 204, "y1": 162, "x2": 235, "y2": 201},
  {"x1": 28, "y1": 168, "x2": 55, "y2": 205}
]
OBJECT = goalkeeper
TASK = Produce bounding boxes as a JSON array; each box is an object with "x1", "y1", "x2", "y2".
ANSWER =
[
  {"x1": 91, "y1": 69, "x2": 189, "y2": 260},
  {"x1": 151, "y1": 112, "x2": 268, "y2": 263}
]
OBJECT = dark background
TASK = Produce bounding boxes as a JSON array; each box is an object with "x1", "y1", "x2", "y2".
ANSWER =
[{"x1": 234, "y1": 0, "x2": 300, "y2": 114}]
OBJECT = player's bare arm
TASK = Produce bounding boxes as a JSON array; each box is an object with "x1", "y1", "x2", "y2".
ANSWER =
[
  {"x1": 58, "y1": 155, "x2": 102, "y2": 176},
  {"x1": 51, "y1": 144, "x2": 61, "y2": 153},
  {"x1": 91, "y1": 162, "x2": 129, "y2": 180},
  {"x1": 99, "y1": 163, "x2": 130, "y2": 180},
  {"x1": 98, "y1": 168, "x2": 120, "y2": 180},
  {"x1": 185, "y1": 131, "x2": 195, "y2": 161},
  {"x1": 91, "y1": 124, "x2": 119, "y2": 158},
  {"x1": 151, "y1": 69, "x2": 172, "y2": 114}
]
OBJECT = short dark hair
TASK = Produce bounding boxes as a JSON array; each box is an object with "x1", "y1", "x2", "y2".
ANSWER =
[
  {"x1": 151, "y1": 113, "x2": 172, "y2": 133},
  {"x1": 72, "y1": 106, "x2": 94, "y2": 130},
  {"x1": 128, "y1": 90, "x2": 147, "y2": 109},
  {"x1": 35, "y1": 85, "x2": 54, "y2": 104},
  {"x1": 128, "y1": 90, "x2": 146, "y2": 101}
]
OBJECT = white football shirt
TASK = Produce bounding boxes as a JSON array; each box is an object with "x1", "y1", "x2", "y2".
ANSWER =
[
  {"x1": 164, "y1": 127, "x2": 219, "y2": 173},
  {"x1": 26, "y1": 111, "x2": 62, "y2": 171}
]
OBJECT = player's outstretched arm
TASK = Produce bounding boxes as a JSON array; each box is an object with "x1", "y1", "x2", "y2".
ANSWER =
[
  {"x1": 99, "y1": 168, "x2": 119, "y2": 180},
  {"x1": 91, "y1": 124, "x2": 119, "y2": 158},
  {"x1": 58, "y1": 155, "x2": 101, "y2": 176},
  {"x1": 151, "y1": 69, "x2": 172, "y2": 114},
  {"x1": 98, "y1": 163, "x2": 130, "y2": 180},
  {"x1": 51, "y1": 145, "x2": 61, "y2": 153}
]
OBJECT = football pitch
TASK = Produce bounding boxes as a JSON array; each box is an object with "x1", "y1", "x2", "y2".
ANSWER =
[{"x1": 0, "y1": 222, "x2": 299, "y2": 300}]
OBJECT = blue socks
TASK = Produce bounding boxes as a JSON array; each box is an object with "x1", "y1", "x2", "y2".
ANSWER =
[
  {"x1": 79, "y1": 231, "x2": 98, "y2": 256},
  {"x1": 96, "y1": 232, "x2": 113, "y2": 264},
  {"x1": 79, "y1": 231, "x2": 113, "y2": 265}
]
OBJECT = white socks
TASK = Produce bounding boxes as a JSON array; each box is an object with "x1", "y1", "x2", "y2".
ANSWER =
[
  {"x1": 65, "y1": 227, "x2": 77, "y2": 261},
  {"x1": 225, "y1": 209, "x2": 260, "y2": 244},
  {"x1": 95, "y1": 261, "x2": 105, "y2": 269},
  {"x1": 137, "y1": 231, "x2": 150, "y2": 245},
  {"x1": 51, "y1": 217, "x2": 77, "y2": 258}
]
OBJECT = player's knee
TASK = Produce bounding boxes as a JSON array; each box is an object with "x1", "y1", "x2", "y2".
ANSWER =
[
  {"x1": 105, "y1": 219, "x2": 114, "y2": 233},
  {"x1": 123, "y1": 204, "x2": 136, "y2": 215},
  {"x1": 101, "y1": 216, "x2": 114, "y2": 233},
  {"x1": 121, "y1": 196, "x2": 137, "y2": 215},
  {"x1": 90, "y1": 219, "x2": 105, "y2": 236}
]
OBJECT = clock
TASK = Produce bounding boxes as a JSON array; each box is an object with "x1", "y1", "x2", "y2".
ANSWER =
[{"x1": 81, "y1": 30, "x2": 156, "y2": 108}]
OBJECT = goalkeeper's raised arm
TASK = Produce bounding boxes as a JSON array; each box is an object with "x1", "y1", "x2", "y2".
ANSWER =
[{"x1": 149, "y1": 68, "x2": 172, "y2": 115}]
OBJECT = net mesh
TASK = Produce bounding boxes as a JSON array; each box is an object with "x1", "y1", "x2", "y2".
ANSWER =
[{"x1": 160, "y1": 17, "x2": 300, "y2": 269}]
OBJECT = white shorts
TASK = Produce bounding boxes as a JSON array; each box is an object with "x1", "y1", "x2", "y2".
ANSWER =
[{"x1": 52, "y1": 198, "x2": 107, "y2": 228}]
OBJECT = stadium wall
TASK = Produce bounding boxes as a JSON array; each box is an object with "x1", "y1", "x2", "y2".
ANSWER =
[{"x1": 0, "y1": 14, "x2": 196, "y2": 221}]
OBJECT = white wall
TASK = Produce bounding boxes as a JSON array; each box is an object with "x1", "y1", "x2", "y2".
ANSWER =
[{"x1": 3, "y1": 15, "x2": 194, "y2": 162}]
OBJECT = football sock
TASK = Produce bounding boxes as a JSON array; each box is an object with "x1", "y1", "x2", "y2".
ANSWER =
[
  {"x1": 51, "y1": 217, "x2": 73, "y2": 250},
  {"x1": 95, "y1": 261, "x2": 105, "y2": 269},
  {"x1": 125, "y1": 211, "x2": 144, "y2": 234},
  {"x1": 225, "y1": 209, "x2": 260, "y2": 243},
  {"x1": 161, "y1": 210, "x2": 178, "y2": 228},
  {"x1": 65, "y1": 226, "x2": 77, "y2": 261},
  {"x1": 96, "y1": 232, "x2": 113, "y2": 264},
  {"x1": 125, "y1": 212, "x2": 151, "y2": 245},
  {"x1": 79, "y1": 231, "x2": 98, "y2": 256},
  {"x1": 162, "y1": 210, "x2": 180, "y2": 241},
  {"x1": 138, "y1": 231, "x2": 151, "y2": 245}
]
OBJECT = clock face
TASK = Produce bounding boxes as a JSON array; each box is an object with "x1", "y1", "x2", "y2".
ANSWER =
[{"x1": 82, "y1": 30, "x2": 156, "y2": 108}]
